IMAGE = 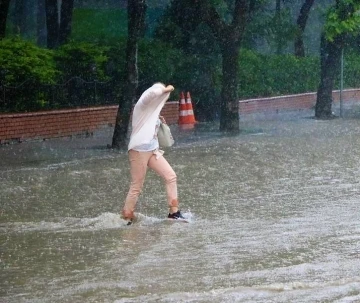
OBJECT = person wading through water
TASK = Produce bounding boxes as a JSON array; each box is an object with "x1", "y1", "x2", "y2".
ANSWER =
[{"x1": 121, "y1": 82, "x2": 185, "y2": 225}]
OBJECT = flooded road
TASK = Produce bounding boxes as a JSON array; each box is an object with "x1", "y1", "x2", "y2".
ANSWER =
[{"x1": 1, "y1": 112, "x2": 360, "y2": 302}]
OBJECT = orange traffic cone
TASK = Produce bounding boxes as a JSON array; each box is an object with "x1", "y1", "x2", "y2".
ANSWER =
[
  {"x1": 179, "y1": 91, "x2": 197, "y2": 128},
  {"x1": 185, "y1": 91, "x2": 196, "y2": 124},
  {"x1": 178, "y1": 91, "x2": 188, "y2": 125}
]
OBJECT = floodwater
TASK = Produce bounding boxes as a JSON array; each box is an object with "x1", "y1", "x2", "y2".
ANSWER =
[{"x1": 1, "y1": 109, "x2": 360, "y2": 303}]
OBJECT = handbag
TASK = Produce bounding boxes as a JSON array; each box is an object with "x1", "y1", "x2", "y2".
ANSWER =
[{"x1": 157, "y1": 122, "x2": 174, "y2": 147}]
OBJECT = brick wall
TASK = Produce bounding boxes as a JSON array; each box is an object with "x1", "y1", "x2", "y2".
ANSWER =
[
  {"x1": 0, "y1": 101, "x2": 179, "y2": 144},
  {"x1": 239, "y1": 89, "x2": 360, "y2": 114},
  {"x1": 1, "y1": 89, "x2": 360, "y2": 144},
  {"x1": 159, "y1": 101, "x2": 179, "y2": 125}
]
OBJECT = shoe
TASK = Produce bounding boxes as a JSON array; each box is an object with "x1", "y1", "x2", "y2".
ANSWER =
[
  {"x1": 168, "y1": 210, "x2": 185, "y2": 220},
  {"x1": 125, "y1": 218, "x2": 133, "y2": 226},
  {"x1": 121, "y1": 210, "x2": 135, "y2": 226}
]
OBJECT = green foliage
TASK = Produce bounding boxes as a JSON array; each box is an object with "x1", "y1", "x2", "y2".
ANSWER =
[
  {"x1": 170, "y1": 43, "x2": 222, "y2": 121},
  {"x1": 2, "y1": 36, "x2": 360, "y2": 118},
  {"x1": 104, "y1": 38, "x2": 185, "y2": 101},
  {"x1": 154, "y1": 0, "x2": 203, "y2": 52},
  {"x1": 0, "y1": 37, "x2": 57, "y2": 85},
  {"x1": 53, "y1": 41, "x2": 111, "y2": 108},
  {"x1": 54, "y1": 41, "x2": 109, "y2": 81},
  {"x1": 238, "y1": 49, "x2": 320, "y2": 98},
  {"x1": 0, "y1": 37, "x2": 58, "y2": 112},
  {"x1": 104, "y1": 38, "x2": 127, "y2": 80},
  {"x1": 153, "y1": 0, "x2": 222, "y2": 120},
  {"x1": 102, "y1": 38, "x2": 127, "y2": 102},
  {"x1": 138, "y1": 39, "x2": 185, "y2": 91},
  {"x1": 324, "y1": 0, "x2": 360, "y2": 42},
  {"x1": 335, "y1": 50, "x2": 360, "y2": 89},
  {"x1": 261, "y1": 8, "x2": 298, "y2": 54}
]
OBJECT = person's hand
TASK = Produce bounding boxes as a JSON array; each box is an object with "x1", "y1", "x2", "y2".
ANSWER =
[{"x1": 164, "y1": 85, "x2": 174, "y2": 93}]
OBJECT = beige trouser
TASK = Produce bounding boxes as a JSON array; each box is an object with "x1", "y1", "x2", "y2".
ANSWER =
[{"x1": 122, "y1": 149, "x2": 178, "y2": 218}]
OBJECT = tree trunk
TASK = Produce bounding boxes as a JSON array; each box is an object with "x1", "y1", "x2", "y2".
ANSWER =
[
  {"x1": 37, "y1": 0, "x2": 47, "y2": 46},
  {"x1": 294, "y1": 0, "x2": 315, "y2": 57},
  {"x1": 59, "y1": 0, "x2": 74, "y2": 45},
  {"x1": 220, "y1": 41, "x2": 240, "y2": 132},
  {"x1": 112, "y1": 0, "x2": 146, "y2": 149},
  {"x1": 0, "y1": 0, "x2": 11, "y2": 39},
  {"x1": 45, "y1": 0, "x2": 59, "y2": 49},
  {"x1": 198, "y1": 0, "x2": 248, "y2": 132},
  {"x1": 275, "y1": 0, "x2": 282, "y2": 55},
  {"x1": 315, "y1": 33, "x2": 343, "y2": 119}
]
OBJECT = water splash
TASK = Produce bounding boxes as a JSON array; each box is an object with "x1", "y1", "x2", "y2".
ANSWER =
[{"x1": 0, "y1": 211, "x2": 195, "y2": 234}]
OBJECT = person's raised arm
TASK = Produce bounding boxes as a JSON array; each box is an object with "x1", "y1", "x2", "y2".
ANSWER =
[{"x1": 141, "y1": 84, "x2": 174, "y2": 106}]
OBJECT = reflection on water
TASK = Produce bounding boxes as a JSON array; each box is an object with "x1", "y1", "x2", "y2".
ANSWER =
[{"x1": 1, "y1": 115, "x2": 360, "y2": 303}]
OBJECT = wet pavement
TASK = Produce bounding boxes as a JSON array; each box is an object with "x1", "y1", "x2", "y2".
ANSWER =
[{"x1": 1, "y1": 107, "x2": 360, "y2": 303}]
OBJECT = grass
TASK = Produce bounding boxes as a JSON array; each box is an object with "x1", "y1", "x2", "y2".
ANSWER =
[
  {"x1": 71, "y1": 9, "x2": 128, "y2": 43},
  {"x1": 71, "y1": 8, "x2": 163, "y2": 43},
  {"x1": 5, "y1": 8, "x2": 164, "y2": 44}
]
